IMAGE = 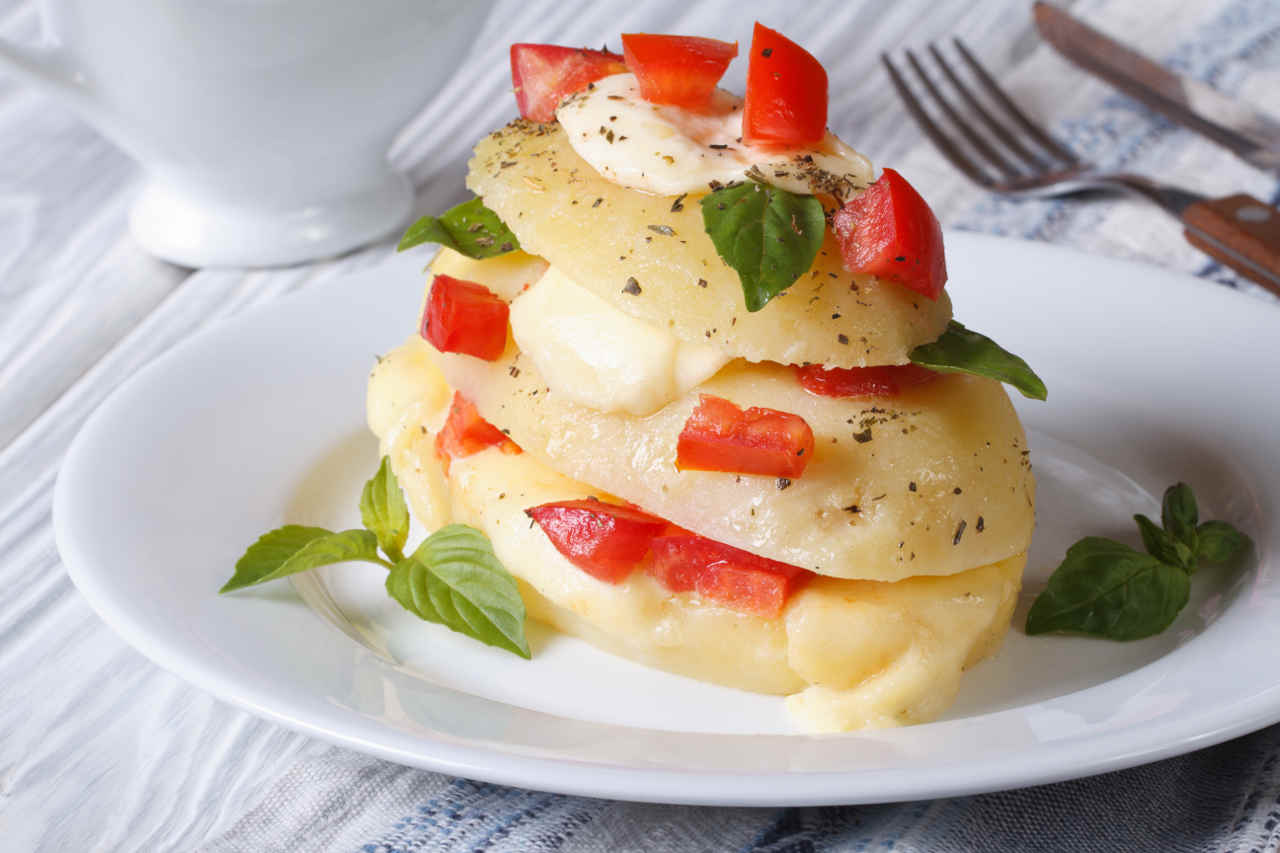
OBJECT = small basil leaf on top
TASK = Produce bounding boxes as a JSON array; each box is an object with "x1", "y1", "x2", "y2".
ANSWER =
[
  {"x1": 397, "y1": 196, "x2": 520, "y2": 258},
  {"x1": 360, "y1": 456, "x2": 410, "y2": 562},
  {"x1": 386, "y1": 524, "x2": 530, "y2": 658},
  {"x1": 1195, "y1": 520, "x2": 1251, "y2": 564},
  {"x1": 221, "y1": 526, "x2": 383, "y2": 593},
  {"x1": 909, "y1": 320, "x2": 1046, "y2": 400},
  {"x1": 1161, "y1": 482, "x2": 1199, "y2": 549},
  {"x1": 1025, "y1": 537, "x2": 1191, "y2": 641},
  {"x1": 700, "y1": 180, "x2": 825, "y2": 312},
  {"x1": 1134, "y1": 513, "x2": 1194, "y2": 571}
]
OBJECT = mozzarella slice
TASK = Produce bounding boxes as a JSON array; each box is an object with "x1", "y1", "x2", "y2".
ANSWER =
[
  {"x1": 557, "y1": 73, "x2": 873, "y2": 198},
  {"x1": 509, "y1": 265, "x2": 730, "y2": 415}
]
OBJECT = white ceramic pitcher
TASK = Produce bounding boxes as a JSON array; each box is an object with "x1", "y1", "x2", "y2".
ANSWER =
[{"x1": 0, "y1": 0, "x2": 491, "y2": 267}]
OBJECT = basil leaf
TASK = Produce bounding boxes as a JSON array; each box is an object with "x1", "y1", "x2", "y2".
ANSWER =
[
  {"x1": 385, "y1": 524, "x2": 530, "y2": 658},
  {"x1": 700, "y1": 181, "x2": 825, "y2": 312},
  {"x1": 1025, "y1": 537, "x2": 1190, "y2": 640},
  {"x1": 1134, "y1": 513, "x2": 1194, "y2": 571},
  {"x1": 1161, "y1": 482, "x2": 1199, "y2": 548},
  {"x1": 397, "y1": 197, "x2": 520, "y2": 258},
  {"x1": 1196, "y1": 520, "x2": 1250, "y2": 564},
  {"x1": 221, "y1": 526, "x2": 382, "y2": 593},
  {"x1": 909, "y1": 320, "x2": 1047, "y2": 400},
  {"x1": 360, "y1": 456, "x2": 410, "y2": 561}
]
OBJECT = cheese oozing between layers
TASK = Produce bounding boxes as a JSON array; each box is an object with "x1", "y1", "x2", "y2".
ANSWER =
[{"x1": 368, "y1": 338, "x2": 1024, "y2": 733}]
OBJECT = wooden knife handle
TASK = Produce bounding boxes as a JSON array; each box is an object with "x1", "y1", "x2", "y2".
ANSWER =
[{"x1": 1181, "y1": 194, "x2": 1280, "y2": 296}]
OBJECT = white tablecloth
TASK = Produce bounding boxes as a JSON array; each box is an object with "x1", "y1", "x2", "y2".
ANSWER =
[{"x1": 3, "y1": 0, "x2": 1278, "y2": 849}]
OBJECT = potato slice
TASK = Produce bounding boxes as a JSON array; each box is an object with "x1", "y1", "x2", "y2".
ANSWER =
[
  {"x1": 437, "y1": 337, "x2": 1033, "y2": 582},
  {"x1": 467, "y1": 120, "x2": 952, "y2": 368}
]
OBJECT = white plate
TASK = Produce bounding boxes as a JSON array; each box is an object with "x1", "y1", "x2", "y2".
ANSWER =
[{"x1": 55, "y1": 234, "x2": 1280, "y2": 806}]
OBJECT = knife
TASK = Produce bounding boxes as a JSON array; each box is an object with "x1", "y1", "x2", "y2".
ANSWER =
[{"x1": 1033, "y1": 1, "x2": 1280, "y2": 173}]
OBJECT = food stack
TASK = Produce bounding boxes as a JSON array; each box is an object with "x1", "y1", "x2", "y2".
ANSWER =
[{"x1": 368, "y1": 25, "x2": 1037, "y2": 731}]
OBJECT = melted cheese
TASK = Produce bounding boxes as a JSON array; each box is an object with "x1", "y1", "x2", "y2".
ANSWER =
[
  {"x1": 557, "y1": 73, "x2": 872, "y2": 198},
  {"x1": 509, "y1": 265, "x2": 730, "y2": 415}
]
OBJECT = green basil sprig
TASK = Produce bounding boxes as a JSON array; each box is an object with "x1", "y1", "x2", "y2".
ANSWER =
[
  {"x1": 1026, "y1": 483, "x2": 1250, "y2": 640},
  {"x1": 221, "y1": 456, "x2": 530, "y2": 658},
  {"x1": 700, "y1": 180, "x2": 826, "y2": 312},
  {"x1": 398, "y1": 196, "x2": 520, "y2": 258},
  {"x1": 909, "y1": 320, "x2": 1046, "y2": 400}
]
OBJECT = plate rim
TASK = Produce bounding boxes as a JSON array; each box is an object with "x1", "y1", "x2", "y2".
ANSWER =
[{"x1": 53, "y1": 232, "x2": 1280, "y2": 806}]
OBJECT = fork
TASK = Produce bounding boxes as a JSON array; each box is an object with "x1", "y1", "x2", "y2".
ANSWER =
[{"x1": 882, "y1": 40, "x2": 1280, "y2": 296}]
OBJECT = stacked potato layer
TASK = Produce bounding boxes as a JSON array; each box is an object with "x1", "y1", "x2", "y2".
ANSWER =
[{"x1": 366, "y1": 120, "x2": 1035, "y2": 732}]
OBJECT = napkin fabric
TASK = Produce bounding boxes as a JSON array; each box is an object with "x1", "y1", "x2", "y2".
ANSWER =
[{"x1": 201, "y1": 0, "x2": 1280, "y2": 850}]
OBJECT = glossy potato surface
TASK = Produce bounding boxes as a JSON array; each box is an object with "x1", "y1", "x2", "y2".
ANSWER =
[{"x1": 467, "y1": 120, "x2": 952, "y2": 368}]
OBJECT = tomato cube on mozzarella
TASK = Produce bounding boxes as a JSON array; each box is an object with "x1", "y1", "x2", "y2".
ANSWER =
[
  {"x1": 648, "y1": 535, "x2": 810, "y2": 618},
  {"x1": 509, "y1": 43, "x2": 628, "y2": 123},
  {"x1": 832, "y1": 168, "x2": 948, "y2": 301},
  {"x1": 434, "y1": 392, "x2": 521, "y2": 475},
  {"x1": 421, "y1": 274, "x2": 510, "y2": 361},
  {"x1": 620, "y1": 33, "x2": 738, "y2": 109},
  {"x1": 526, "y1": 499, "x2": 668, "y2": 583},
  {"x1": 676, "y1": 394, "x2": 814, "y2": 478},
  {"x1": 742, "y1": 23, "x2": 828, "y2": 147},
  {"x1": 795, "y1": 363, "x2": 938, "y2": 397}
]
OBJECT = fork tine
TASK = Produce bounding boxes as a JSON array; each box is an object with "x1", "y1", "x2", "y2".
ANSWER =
[
  {"x1": 925, "y1": 44, "x2": 1048, "y2": 171},
  {"x1": 904, "y1": 49, "x2": 1021, "y2": 179},
  {"x1": 881, "y1": 53, "x2": 994, "y2": 187},
  {"x1": 952, "y1": 38, "x2": 1079, "y2": 165}
]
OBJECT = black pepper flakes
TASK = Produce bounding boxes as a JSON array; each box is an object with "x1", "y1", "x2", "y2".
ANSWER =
[
  {"x1": 837, "y1": 333, "x2": 850, "y2": 345},
  {"x1": 592, "y1": 197, "x2": 603, "y2": 208},
  {"x1": 843, "y1": 504, "x2": 860, "y2": 514},
  {"x1": 908, "y1": 481, "x2": 917, "y2": 492},
  {"x1": 761, "y1": 47, "x2": 773, "y2": 57},
  {"x1": 670, "y1": 193, "x2": 686, "y2": 212},
  {"x1": 696, "y1": 278, "x2": 708, "y2": 288},
  {"x1": 976, "y1": 516, "x2": 985, "y2": 532},
  {"x1": 953, "y1": 487, "x2": 962, "y2": 494},
  {"x1": 622, "y1": 277, "x2": 642, "y2": 295},
  {"x1": 853, "y1": 428, "x2": 873, "y2": 443},
  {"x1": 648, "y1": 224, "x2": 675, "y2": 236},
  {"x1": 777, "y1": 478, "x2": 791, "y2": 490},
  {"x1": 953, "y1": 519, "x2": 967, "y2": 545}
]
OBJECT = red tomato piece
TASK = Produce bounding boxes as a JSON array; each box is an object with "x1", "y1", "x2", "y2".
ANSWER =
[
  {"x1": 510, "y1": 43, "x2": 628, "y2": 122},
  {"x1": 796, "y1": 363, "x2": 939, "y2": 397},
  {"x1": 647, "y1": 535, "x2": 810, "y2": 618},
  {"x1": 421, "y1": 274, "x2": 509, "y2": 361},
  {"x1": 832, "y1": 168, "x2": 948, "y2": 301},
  {"x1": 742, "y1": 23, "x2": 827, "y2": 147},
  {"x1": 526, "y1": 499, "x2": 668, "y2": 584},
  {"x1": 676, "y1": 394, "x2": 815, "y2": 479},
  {"x1": 621, "y1": 33, "x2": 738, "y2": 109},
  {"x1": 434, "y1": 392, "x2": 521, "y2": 475}
]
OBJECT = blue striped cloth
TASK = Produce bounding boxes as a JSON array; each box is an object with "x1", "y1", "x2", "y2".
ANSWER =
[{"x1": 201, "y1": 0, "x2": 1280, "y2": 849}]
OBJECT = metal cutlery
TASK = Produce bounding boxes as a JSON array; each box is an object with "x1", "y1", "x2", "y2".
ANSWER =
[{"x1": 882, "y1": 41, "x2": 1280, "y2": 295}]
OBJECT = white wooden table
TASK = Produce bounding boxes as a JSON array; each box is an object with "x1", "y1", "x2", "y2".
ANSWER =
[{"x1": 2, "y1": 0, "x2": 1274, "y2": 849}]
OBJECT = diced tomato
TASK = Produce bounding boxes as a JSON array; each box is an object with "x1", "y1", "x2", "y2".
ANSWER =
[
  {"x1": 676, "y1": 394, "x2": 814, "y2": 479},
  {"x1": 647, "y1": 535, "x2": 810, "y2": 618},
  {"x1": 621, "y1": 34, "x2": 738, "y2": 109},
  {"x1": 526, "y1": 499, "x2": 668, "y2": 583},
  {"x1": 796, "y1": 363, "x2": 939, "y2": 397},
  {"x1": 510, "y1": 43, "x2": 628, "y2": 122},
  {"x1": 742, "y1": 23, "x2": 828, "y2": 147},
  {"x1": 434, "y1": 392, "x2": 521, "y2": 475},
  {"x1": 832, "y1": 168, "x2": 948, "y2": 300},
  {"x1": 421, "y1": 275, "x2": 509, "y2": 361}
]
